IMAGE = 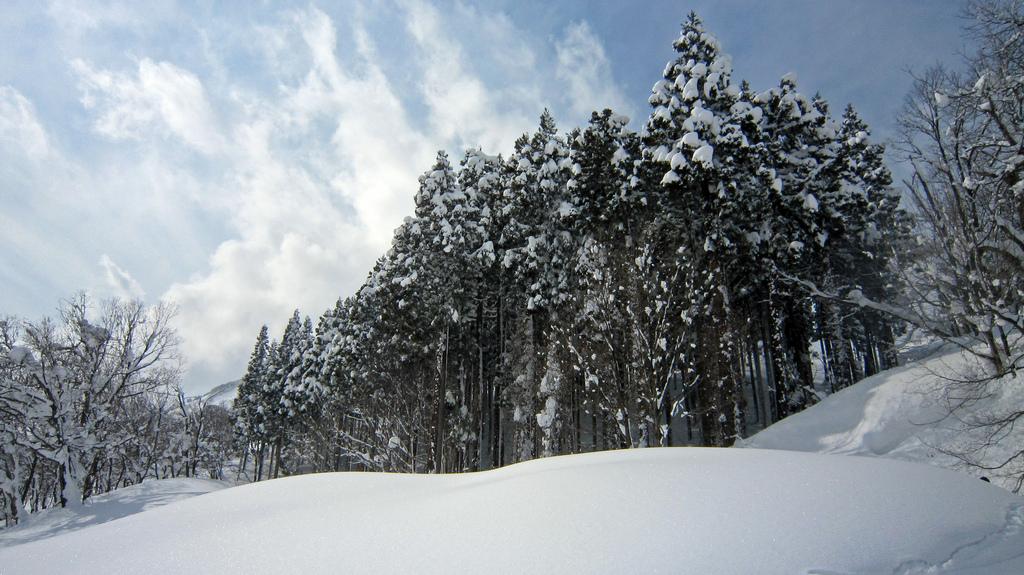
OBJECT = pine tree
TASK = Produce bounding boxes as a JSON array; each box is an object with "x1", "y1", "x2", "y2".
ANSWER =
[
  {"x1": 234, "y1": 325, "x2": 270, "y2": 479},
  {"x1": 499, "y1": 111, "x2": 575, "y2": 461},
  {"x1": 276, "y1": 310, "x2": 304, "y2": 420},
  {"x1": 260, "y1": 337, "x2": 285, "y2": 478},
  {"x1": 753, "y1": 76, "x2": 839, "y2": 413},
  {"x1": 564, "y1": 109, "x2": 675, "y2": 448},
  {"x1": 458, "y1": 148, "x2": 507, "y2": 469},
  {"x1": 833, "y1": 105, "x2": 906, "y2": 373},
  {"x1": 643, "y1": 12, "x2": 762, "y2": 445}
]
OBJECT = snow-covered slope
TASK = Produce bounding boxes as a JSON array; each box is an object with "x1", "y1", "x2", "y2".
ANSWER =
[
  {"x1": 739, "y1": 343, "x2": 1024, "y2": 491},
  {"x1": 201, "y1": 378, "x2": 240, "y2": 408},
  {"x1": 1, "y1": 449, "x2": 1021, "y2": 574},
  {"x1": 0, "y1": 478, "x2": 230, "y2": 550}
]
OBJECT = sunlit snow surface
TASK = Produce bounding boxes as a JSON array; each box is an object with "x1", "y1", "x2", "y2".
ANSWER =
[
  {"x1": 0, "y1": 449, "x2": 1022, "y2": 574},
  {"x1": 740, "y1": 342, "x2": 1024, "y2": 492}
]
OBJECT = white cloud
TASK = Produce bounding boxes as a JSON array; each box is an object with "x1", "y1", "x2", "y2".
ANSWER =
[
  {"x1": 0, "y1": 87, "x2": 99, "y2": 308},
  {"x1": 163, "y1": 6, "x2": 435, "y2": 380},
  {"x1": 99, "y1": 254, "x2": 145, "y2": 300},
  {"x1": 8, "y1": 2, "x2": 633, "y2": 392},
  {"x1": 403, "y1": 0, "x2": 537, "y2": 153},
  {"x1": 555, "y1": 21, "x2": 634, "y2": 121},
  {"x1": 45, "y1": 0, "x2": 180, "y2": 40},
  {"x1": 141, "y1": 5, "x2": 631, "y2": 389},
  {"x1": 72, "y1": 58, "x2": 224, "y2": 154},
  {"x1": 0, "y1": 87, "x2": 221, "y2": 328},
  {"x1": 453, "y1": 3, "x2": 538, "y2": 76},
  {"x1": 0, "y1": 86, "x2": 51, "y2": 161},
  {"x1": 45, "y1": 0, "x2": 140, "y2": 34},
  {"x1": 294, "y1": 6, "x2": 435, "y2": 249}
]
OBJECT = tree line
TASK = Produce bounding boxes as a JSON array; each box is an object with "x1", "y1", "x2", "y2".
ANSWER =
[{"x1": 232, "y1": 12, "x2": 909, "y2": 478}]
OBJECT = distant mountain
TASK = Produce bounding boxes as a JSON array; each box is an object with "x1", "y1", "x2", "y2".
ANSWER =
[{"x1": 202, "y1": 379, "x2": 241, "y2": 409}]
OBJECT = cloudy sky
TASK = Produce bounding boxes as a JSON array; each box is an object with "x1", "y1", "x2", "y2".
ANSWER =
[{"x1": 1, "y1": 0, "x2": 967, "y2": 393}]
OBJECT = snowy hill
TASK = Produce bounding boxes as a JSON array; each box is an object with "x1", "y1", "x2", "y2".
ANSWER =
[
  {"x1": 1, "y1": 449, "x2": 1022, "y2": 574},
  {"x1": 739, "y1": 342, "x2": 1024, "y2": 491},
  {"x1": 0, "y1": 478, "x2": 230, "y2": 550},
  {"x1": 201, "y1": 379, "x2": 240, "y2": 408}
]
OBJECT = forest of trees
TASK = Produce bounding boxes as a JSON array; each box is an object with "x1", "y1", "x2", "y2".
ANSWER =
[{"x1": 231, "y1": 13, "x2": 912, "y2": 478}]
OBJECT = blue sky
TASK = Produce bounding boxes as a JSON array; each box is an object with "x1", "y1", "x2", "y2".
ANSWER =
[{"x1": 0, "y1": 0, "x2": 967, "y2": 392}]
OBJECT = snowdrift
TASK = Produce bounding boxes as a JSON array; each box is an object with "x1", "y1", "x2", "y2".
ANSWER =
[
  {"x1": 1, "y1": 449, "x2": 1021, "y2": 574},
  {"x1": 0, "y1": 477, "x2": 230, "y2": 550},
  {"x1": 739, "y1": 343, "x2": 1024, "y2": 491}
]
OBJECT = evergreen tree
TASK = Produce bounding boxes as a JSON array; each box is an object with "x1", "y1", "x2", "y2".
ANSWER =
[
  {"x1": 234, "y1": 325, "x2": 270, "y2": 479},
  {"x1": 753, "y1": 76, "x2": 838, "y2": 414},
  {"x1": 643, "y1": 12, "x2": 764, "y2": 445}
]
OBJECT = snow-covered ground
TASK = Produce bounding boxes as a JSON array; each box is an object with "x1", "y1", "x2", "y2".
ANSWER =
[
  {"x1": 0, "y1": 477, "x2": 231, "y2": 550},
  {"x1": 0, "y1": 448, "x2": 1022, "y2": 574},
  {"x1": 740, "y1": 341, "x2": 1024, "y2": 492},
  {"x1": 3, "y1": 343, "x2": 1022, "y2": 574}
]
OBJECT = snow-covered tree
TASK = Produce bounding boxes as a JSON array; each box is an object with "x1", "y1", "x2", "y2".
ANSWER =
[
  {"x1": 895, "y1": 28, "x2": 1024, "y2": 374},
  {"x1": 889, "y1": 0, "x2": 1024, "y2": 489},
  {"x1": 233, "y1": 325, "x2": 272, "y2": 479},
  {"x1": 643, "y1": 12, "x2": 767, "y2": 445},
  {"x1": 0, "y1": 296, "x2": 182, "y2": 519},
  {"x1": 234, "y1": 9, "x2": 912, "y2": 473}
]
